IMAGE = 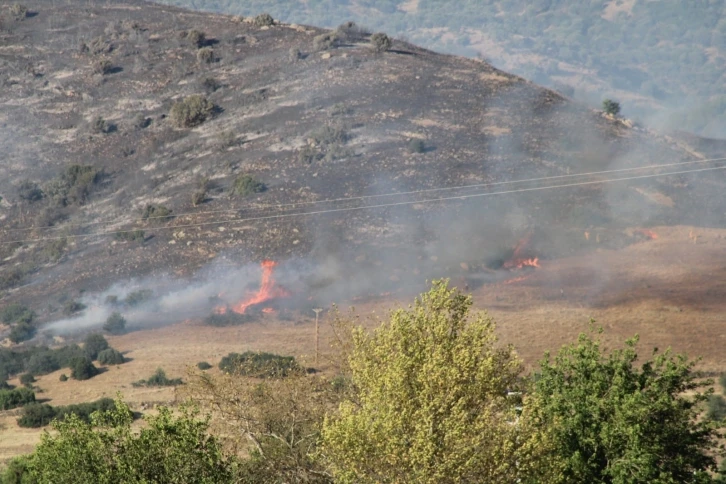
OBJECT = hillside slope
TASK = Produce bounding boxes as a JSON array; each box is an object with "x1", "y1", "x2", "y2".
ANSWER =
[{"x1": 0, "y1": 0, "x2": 725, "y2": 329}]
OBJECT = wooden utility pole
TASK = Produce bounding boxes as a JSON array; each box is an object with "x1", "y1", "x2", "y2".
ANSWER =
[{"x1": 313, "y1": 308, "x2": 323, "y2": 365}]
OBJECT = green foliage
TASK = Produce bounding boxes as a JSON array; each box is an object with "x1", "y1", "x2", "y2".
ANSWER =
[
  {"x1": 92, "y1": 59, "x2": 112, "y2": 75},
  {"x1": 196, "y1": 361, "x2": 212, "y2": 370},
  {"x1": 97, "y1": 348, "x2": 125, "y2": 366},
  {"x1": 370, "y1": 32, "x2": 392, "y2": 53},
  {"x1": 0, "y1": 266, "x2": 28, "y2": 291},
  {"x1": 407, "y1": 138, "x2": 425, "y2": 153},
  {"x1": 170, "y1": 94, "x2": 214, "y2": 128},
  {"x1": 19, "y1": 373, "x2": 35, "y2": 388},
  {"x1": 231, "y1": 174, "x2": 266, "y2": 197},
  {"x1": 322, "y1": 280, "x2": 552, "y2": 483},
  {"x1": 43, "y1": 164, "x2": 101, "y2": 206},
  {"x1": 531, "y1": 327, "x2": 723, "y2": 483},
  {"x1": 62, "y1": 299, "x2": 85, "y2": 316},
  {"x1": 26, "y1": 353, "x2": 59, "y2": 376},
  {"x1": 719, "y1": 372, "x2": 726, "y2": 393},
  {"x1": 141, "y1": 204, "x2": 173, "y2": 224},
  {"x1": 204, "y1": 310, "x2": 259, "y2": 326},
  {"x1": 1, "y1": 304, "x2": 34, "y2": 324},
  {"x1": 69, "y1": 357, "x2": 99, "y2": 381},
  {"x1": 17, "y1": 398, "x2": 118, "y2": 428},
  {"x1": 201, "y1": 76, "x2": 221, "y2": 93},
  {"x1": 17, "y1": 180, "x2": 43, "y2": 202},
  {"x1": 0, "y1": 387, "x2": 35, "y2": 410},
  {"x1": 602, "y1": 98, "x2": 621, "y2": 116},
  {"x1": 9, "y1": 322, "x2": 36, "y2": 344},
  {"x1": 114, "y1": 229, "x2": 145, "y2": 243},
  {"x1": 253, "y1": 13, "x2": 274, "y2": 27},
  {"x1": 192, "y1": 190, "x2": 206, "y2": 206},
  {"x1": 132, "y1": 368, "x2": 183, "y2": 387},
  {"x1": 313, "y1": 32, "x2": 340, "y2": 52},
  {"x1": 0, "y1": 455, "x2": 34, "y2": 484},
  {"x1": 218, "y1": 351, "x2": 302, "y2": 379},
  {"x1": 123, "y1": 289, "x2": 153, "y2": 306},
  {"x1": 185, "y1": 29, "x2": 206, "y2": 48},
  {"x1": 196, "y1": 47, "x2": 215, "y2": 64},
  {"x1": 708, "y1": 394, "x2": 726, "y2": 421},
  {"x1": 103, "y1": 312, "x2": 126, "y2": 335},
  {"x1": 10, "y1": 4, "x2": 28, "y2": 21},
  {"x1": 83, "y1": 333, "x2": 109, "y2": 360},
  {"x1": 59, "y1": 374, "x2": 68, "y2": 382},
  {"x1": 20, "y1": 398, "x2": 234, "y2": 483}
]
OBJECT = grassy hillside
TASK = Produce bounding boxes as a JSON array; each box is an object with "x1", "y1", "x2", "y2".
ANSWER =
[{"x1": 154, "y1": 0, "x2": 726, "y2": 137}]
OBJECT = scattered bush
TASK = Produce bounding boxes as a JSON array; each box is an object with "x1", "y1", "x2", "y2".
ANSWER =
[
  {"x1": 18, "y1": 397, "x2": 118, "y2": 428},
  {"x1": 70, "y1": 356, "x2": 99, "y2": 381},
  {"x1": 132, "y1": 368, "x2": 182, "y2": 387},
  {"x1": 59, "y1": 373, "x2": 68, "y2": 382},
  {"x1": 84, "y1": 333, "x2": 109, "y2": 360},
  {"x1": 204, "y1": 310, "x2": 260, "y2": 327},
  {"x1": 370, "y1": 32, "x2": 392, "y2": 53},
  {"x1": 201, "y1": 76, "x2": 221, "y2": 93},
  {"x1": 0, "y1": 387, "x2": 35, "y2": 410},
  {"x1": 44, "y1": 164, "x2": 101, "y2": 206},
  {"x1": 196, "y1": 47, "x2": 215, "y2": 64},
  {"x1": 297, "y1": 145, "x2": 323, "y2": 164},
  {"x1": 9, "y1": 321, "x2": 36, "y2": 344},
  {"x1": 91, "y1": 116, "x2": 110, "y2": 134},
  {"x1": 97, "y1": 348, "x2": 125, "y2": 365},
  {"x1": 114, "y1": 229, "x2": 145, "y2": 243},
  {"x1": 218, "y1": 351, "x2": 301, "y2": 378},
  {"x1": 335, "y1": 21, "x2": 367, "y2": 42},
  {"x1": 253, "y1": 13, "x2": 274, "y2": 27},
  {"x1": 124, "y1": 289, "x2": 153, "y2": 307},
  {"x1": 602, "y1": 98, "x2": 621, "y2": 116},
  {"x1": 62, "y1": 299, "x2": 86, "y2": 316},
  {"x1": 330, "y1": 103, "x2": 353, "y2": 116},
  {"x1": 80, "y1": 36, "x2": 112, "y2": 56},
  {"x1": 707, "y1": 394, "x2": 726, "y2": 421},
  {"x1": 92, "y1": 58, "x2": 112, "y2": 75},
  {"x1": 289, "y1": 47, "x2": 303, "y2": 62},
  {"x1": 26, "y1": 352, "x2": 60, "y2": 375},
  {"x1": 311, "y1": 124, "x2": 349, "y2": 146},
  {"x1": 141, "y1": 204, "x2": 173, "y2": 224},
  {"x1": 408, "y1": 138, "x2": 425, "y2": 153},
  {"x1": 231, "y1": 174, "x2": 266, "y2": 197},
  {"x1": 0, "y1": 266, "x2": 28, "y2": 291},
  {"x1": 40, "y1": 237, "x2": 67, "y2": 263},
  {"x1": 19, "y1": 373, "x2": 35, "y2": 387},
  {"x1": 313, "y1": 32, "x2": 340, "y2": 52},
  {"x1": 216, "y1": 130, "x2": 238, "y2": 150},
  {"x1": 103, "y1": 312, "x2": 126, "y2": 335},
  {"x1": 191, "y1": 190, "x2": 206, "y2": 206},
  {"x1": 10, "y1": 3, "x2": 28, "y2": 21},
  {"x1": 186, "y1": 29, "x2": 206, "y2": 48},
  {"x1": 17, "y1": 179, "x2": 43, "y2": 202},
  {"x1": 170, "y1": 95, "x2": 214, "y2": 128},
  {"x1": 134, "y1": 113, "x2": 150, "y2": 129},
  {"x1": 197, "y1": 361, "x2": 212, "y2": 370}
]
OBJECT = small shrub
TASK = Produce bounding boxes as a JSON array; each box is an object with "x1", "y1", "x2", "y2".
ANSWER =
[
  {"x1": 134, "y1": 113, "x2": 150, "y2": 129},
  {"x1": 114, "y1": 229, "x2": 145, "y2": 243},
  {"x1": 313, "y1": 32, "x2": 340, "y2": 52},
  {"x1": 17, "y1": 397, "x2": 120, "y2": 428},
  {"x1": 231, "y1": 174, "x2": 266, "y2": 197},
  {"x1": 297, "y1": 145, "x2": 323, "y2": 164},
  {"x1": 17, "y1": 179, "x2": 43, "y2": 202},
  {"x1": 83, "y1": 333, "x2": 109, "y2": 360},
  {"x1": 196, "y1": 361, "x2": 212, "y2": 370},
  {"x1": 141, "y1": 204, "x2": 173, "y2": 224},
  {"x1": 707, "y1": 394, "x2": 726, "y2": 421},
  {"x1": 218, "y1": 351, "x2": 301, "y2": 378},
  {"x1": 17, "y1": 403, "x2": 56, "y2": 428},
  {"x1": 170, "y1": 95, "x2": 214, "y2": 128},
  {"x1": 602, "y1": 98, "x2": 621, "y2": 116},
  {"x1": 0, "y1": 267, "x2": 27, "y2": 291},
  {"x1": 289, "y1": 47, "x2": 303, "y2": 62},
  {"x1": 408, "y1": 138, "x2": 425, "y2": 153},
  {"x1": 10, "y1": 4, "x2": 28, "y2": 21},
  {"x1": 335, "y1": 21, "x2": 367, "y2": 42},
  {"x1": 216, "y1": 130, "x2": 238, "y2": 150},
  {"x1": 204, "y1": 310, "x2": 259, "y2": 327},
  {"x1": 59, "y1": 373, "x2": 68, "y2": 382},
  {"x1": 44, "y1": 164, "x2": 101, "y2": 206},
  {"x1": 9, "y1": 321, "x2": 36, "y2": 344},
  {"x1": 124, "y1": 289, "x2": 153, "y2": 306},
  {"x1": 186, "y1": 29, "x2": 206, "y2": 48},
  {"x1": 103, "y1": 312, "x2": 126, "y2": 335},
  {"x1": 253, "y1": 13, "x2": 274, "y2": 27},
  {"x1": 370, "y1": 32, "x2": 392, "y2": 53},
  {"x1": 0, "y1": 387, "x2": 35, "y2": 410},
  {"x1": 97, "y1": 348, "x2": 125, "y2": 365},
  {"x1": 191, "y1": 190, "x2": 206, "y2": 206},
  {"x1": 196, "y1": 47, "x2": 215, "y2": 64},
  {"x1": 92, "y1": 58, "x2": 112, "y2": 75},
  {"x1": 19, "y1": 373, "x2": 35, "y2": 388},
  {"x1": 27, "y1": 352, "x2": 60, "y2": 375},
  {"x1": 69, "y1": 356, "x2": 99, "y2": 381},
  {"x1": 330, "y1": 103, "x2": 353, "y2": 116},
  {"x1": 63, "y1": 299, "x2": 86, "y2": 316},
  {"x1": 201, "y1": 76, "x2": 221, "y2": 93},
  {"x1": 311, "y1": 124, "x2": 349, "y2": 146},
  {"x1": 132, "y1": 368, "x2": 182, "y2": 387},
  {"x1": 91, "y1": 116, "x2": 109, "y2": 134}
]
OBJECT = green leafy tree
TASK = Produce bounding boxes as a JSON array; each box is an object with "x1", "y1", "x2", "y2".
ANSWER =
[
  {"x1": 321, "y1": 280, "x2": 554, "y2": 483},
  {"x1": 97, "y1": 348, "x2": 125, "y2": 366},
  {"x1": 8, "y1": 322, "x2": 36, "y2": 344},
  {"x1": 531, "y1": 327, "x2": 724, "y2": 484},
  {"x1": 69, "y1": 357, "x2": 99, "y2": 381},
  {"x1": 102, "y1": 312, "x2": 126, "y2": 335},
  {"x1": 83, "y1": 333, "x2": 108, "y2": 360},
  {"x1": 602, "y1": 98, "x2": 621, "y2": 116},
  {"x1": 22, "y1": 398, "x2": 235, "y2": 483}
]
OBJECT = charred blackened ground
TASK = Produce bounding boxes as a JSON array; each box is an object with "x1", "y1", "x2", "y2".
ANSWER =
[{"x1": 0, "y1": 0, "x2": 725, "y2": 331}]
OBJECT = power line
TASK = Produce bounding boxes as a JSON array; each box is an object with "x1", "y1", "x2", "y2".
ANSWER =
[
  {"x1": 2, "y1": 163, "x2": 724, "y2": 246},
  {"x1": 4, "y1": 156, "x2": 725, "y2": 234}
]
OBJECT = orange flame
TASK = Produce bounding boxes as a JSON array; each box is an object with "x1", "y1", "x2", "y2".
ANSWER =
[
  {"x1": 216, "y1": 260, "x2": 290, "y2": 315},
  {"x1": 502, "y1": 231, "x2": 540, "y2": 270},
  {"x1": 634, "y1": 229, "x2": 658, "y2": 240}
]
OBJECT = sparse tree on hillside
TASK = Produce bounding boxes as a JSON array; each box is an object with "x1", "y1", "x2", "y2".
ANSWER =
[
  {"x1": 83, "y1": 333, "x2": 109, "y2": 360},
  {"x1": 170, "y1": 95, "x2": 214, "y2": 128},
  {"x1": 602, "y1": 98, "x2": 621, "y2": 116},
  {"x1": 370, "y1": 32, "x2": 392, "y2": 53},
  {"x1": 103, "y1": 312, "x2": 126, "y2": 335},
  {"x1": 321, "y1": 280, "x2": 556, "y2": 483},
  {"x1": 70, "y1": 357, "x2": 99, "y2": 381},
  {"x1": 531, "y1": 326, "x2": 724, "y2": 484},
  {"x1": 253, "y1": 13, "x2": 274, "y2": 27}
]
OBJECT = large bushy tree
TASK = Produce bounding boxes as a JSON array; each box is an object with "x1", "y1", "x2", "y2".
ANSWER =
[
  {"x1": 321, "y1": 280, "x2": 555, "y2": 483},
  {"x1": 531, "y1": 326, "x2": 724, "y2": 484}
]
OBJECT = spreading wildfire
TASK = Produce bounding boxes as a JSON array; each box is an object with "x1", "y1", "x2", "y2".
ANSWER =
[
  {"x1": 215, "y1": 260, "x2": 290, "y2": 315},
  {"x1": 502, "y1": 232, "x2": 540, "y2": 270}
]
